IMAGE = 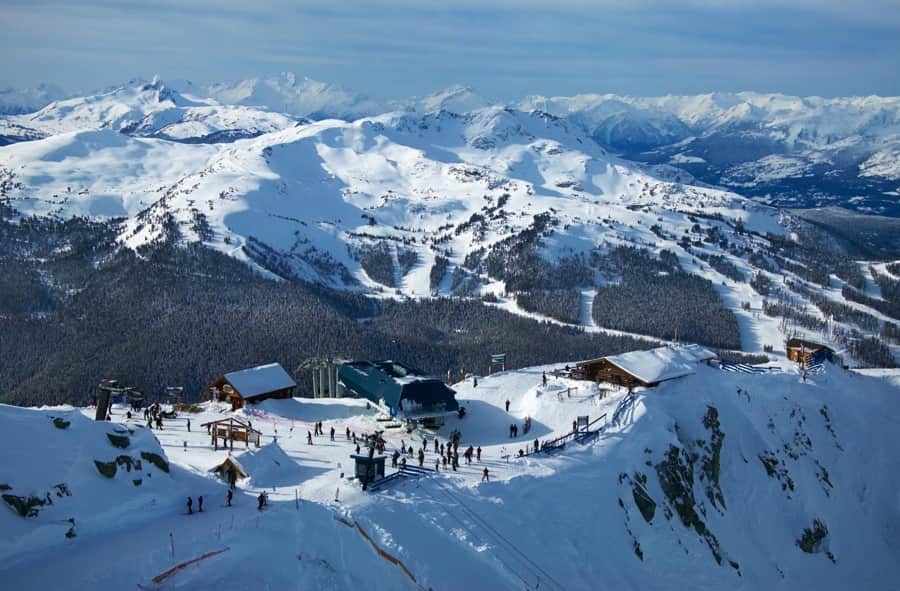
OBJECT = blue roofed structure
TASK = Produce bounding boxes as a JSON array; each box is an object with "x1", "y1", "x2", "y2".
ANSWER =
[{"x1": 338, "y1": 360, "x2": 459, "y2": 421}]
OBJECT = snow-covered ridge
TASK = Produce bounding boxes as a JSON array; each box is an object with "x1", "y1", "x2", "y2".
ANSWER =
[{"x1": 2, "y1": 360, "x2": 898, "y2": 590}]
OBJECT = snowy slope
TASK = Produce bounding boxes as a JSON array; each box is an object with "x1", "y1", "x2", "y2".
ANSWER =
[
  {"x1": 1, "y1": 359, "x2": 898, "y2": 590},
  {"x1": 0, "y1": 101, "x2": 782, "y2": 291}
]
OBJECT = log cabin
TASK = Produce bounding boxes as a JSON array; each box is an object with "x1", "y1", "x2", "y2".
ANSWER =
[
  {"x1": 576, "y1": 344, "x2": 716, "y2": 388},
  {"x1": 204, "y1": 363, "x2": 296, "y2": 410}
]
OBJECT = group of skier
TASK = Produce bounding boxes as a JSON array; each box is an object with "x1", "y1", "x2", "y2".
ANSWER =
[{"x1": 144, "y1": 403, "x2": 165, "y2": 430}]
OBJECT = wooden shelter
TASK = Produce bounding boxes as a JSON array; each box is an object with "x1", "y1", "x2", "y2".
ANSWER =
[
  {"x1": 201, "y1": 417, "x2": 262, "y2": 451},
  {"x1": 210, "y1": 456, "x2": 249, "y2": 485},
  {"x1": 786, "y1": 337, "x2": 835, "y2": 364},
  {"x1": 575, "y1": 345, "x2": 717, "y2": 389},
  {"x1": 204, "y1": 363, "x2": 297, "y2": 410}
]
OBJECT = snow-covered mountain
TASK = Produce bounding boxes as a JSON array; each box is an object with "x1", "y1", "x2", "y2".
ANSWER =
[
  {"x1": 0, "y1": 97, "x2": 775, "y2": 289},
  {"x1": 3, "y1": 80, "x2": 900, "y2": 369},
  {"x1": 519, "y1": 92, "x2": 900, "y2": 213},
  {"x1": 2, "y1": 361, "x2": 898, "y2": 589},
  {"x1": 3, "y1": 78, "x2": 300, "y2": 144},
  {"x1": 5, "y1": 78, "x2": 899, "y2": 213}
]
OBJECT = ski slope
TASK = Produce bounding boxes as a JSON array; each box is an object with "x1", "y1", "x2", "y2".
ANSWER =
[{"x1": 2, "y1": 357, "x2": 898, "y2": 590}]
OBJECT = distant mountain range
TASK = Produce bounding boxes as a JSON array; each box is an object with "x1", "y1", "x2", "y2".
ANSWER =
[
  {"x1": 3, "y1": 75, "x2": 898, "y2": 214},
  {"x1": 3, "y1": 74, "x2": 899, "y2": 400}
]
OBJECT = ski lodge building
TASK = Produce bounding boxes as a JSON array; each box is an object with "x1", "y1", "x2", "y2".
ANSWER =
[
  {"x1": 204, "y1": 363, "x2": 297, "y2": 410},
  {"x1": 337, "y1": 360, "x2": 459, "y2": 425},
  {"x1": 575, "y1": 344, "x2": 716, "y2": 389},
  {"x1": 785, "y1": 337, "x2": 835, "y2": 365}
]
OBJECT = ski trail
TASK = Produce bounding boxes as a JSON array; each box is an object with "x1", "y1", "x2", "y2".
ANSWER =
[{"x1": 579, "y1": 288, "x2": 598, "y2": 329}]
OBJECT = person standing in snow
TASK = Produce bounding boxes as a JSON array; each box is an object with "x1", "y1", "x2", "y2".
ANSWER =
[
  {"x1": 186, "y1": 497, "x2": 193, "y2": 515},
  {"x1": 542, "y1": 372, "x2": 547, "y2": 387},
  {"x1": 572, "y1": 420, "x2": 577, "y2": 433},
  {"x1": 534, "y1": 438, "x2": 540, "y2": 453},
  {"x1": 330, "y1": 426, "x2": 335, "y2": 441},
  {"x1": 418, "y1": 449, "x2": 425, "y2": 467},
  {"x1": 257, "y1": 493, "x2": 266, "y2": 511},
  {"x1": 476, "y1": 446, "x2": 482, "y2": 462},
  {"x1": 307, "y1": 431, "x2": 313, "y2": 445},
  {"x1": 505, "y1": 399, "x2": 510, "y2": 412},
  {"x1": 482, "y1": 467, "x2": 489, "y2": 482},
  {"x1": 226, "y1": 489, "x2": 233, "y2": 507},
  {"x1": 392, "y1": 449, "x2": 400, "y2": 467},
  {"x1": 198, "y1": 495, "x2": 203, "y2": 512},
  {"x1": 434, "y1": 439, "x2": 439, "y2": 453},
  {"x1": 187, "y1": 419, "x2": 191, "y2": 432},
  {"x1": 346, "y1": 426, "x2": 350, "y2": 440}
]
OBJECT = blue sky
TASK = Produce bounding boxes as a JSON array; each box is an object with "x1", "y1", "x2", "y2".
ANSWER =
[{"x1": 2, "y1": 0, "x2": 899, "y2": 99}]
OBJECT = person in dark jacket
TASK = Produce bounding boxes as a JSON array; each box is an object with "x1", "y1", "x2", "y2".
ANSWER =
[
  {"x1": 482, "y1": 467, "x2": 490, "y2": 482},
  {"x1": 226, "y1": 489, "x2": 233, "y2": 507},
  {"x1": 198, "y1": 495, "x2": 204, "y2": 512},
  {"x1": 186, "y1": 496, "x2": 193, "y2": 515}
]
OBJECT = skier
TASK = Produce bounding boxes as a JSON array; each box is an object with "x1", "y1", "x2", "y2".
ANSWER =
[
  {"x1": 505, "y1": 399, "x2": 510, "y2": 412},
  {"x1": 476, "y1": 446, "x2": 482, "y2": 462},
  {"x1": 307, "y1": 431, "x2": 313, "y2": 445},
  {"x1": 187, "y1": 419, "x2": 191, "y2": 432},
  {"x1": 226, "y1": 489, "x2": 233, "y2": 507},
  {"x1": 330, "y1": 426, "x2": 335, "y2": 441},
  {"x1": 482, "y1": 467, "x2": 489, "y2": 482},
  {"x1": 198, "y1": 495, "x2": 204, "y2": 513},
  {"x1": 473, "y1": 376, "x2": 478, "y2": 388},
  {"x1": 418, "y1": 449, "x2": 425, "y2": 467},
  {"x1": 434, "y1": 439, "x2": 439, "y2": 453},
  {"x1": 542, "y1": 371, "x2": 547, "y2": 387},
  {"x1": 534, "y1": 438, "x2": 539, "y2": 453},
  {"x1": 257, "y1": 492, "x2": 266, "y2": 511},
  {"x1": 440, "y1": 442, "x2": 445, "y2": 456},
  {"x1": 186, "y1": 496, "x2": 193, "y2": 515},
  {"x1": 355, "y1": 444, "x2": 361, "y2": 454},
  {"x1": 346, "y1": 426, "x2": 350, "y2": 439}
]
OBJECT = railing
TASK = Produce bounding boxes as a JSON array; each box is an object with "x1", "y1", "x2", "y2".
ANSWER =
[
  {"x1": 366, "y1": 463, "x2": 436, "y2": 492},
  {"x1": 526, "y1": 412, "x2": 609, "y2": 456}
]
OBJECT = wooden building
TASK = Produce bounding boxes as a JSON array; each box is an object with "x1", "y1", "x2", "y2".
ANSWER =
[
  {"x1": 201, "y1": 417, "x2": 262, "y2": 451},
  {"x1": 786, "y1": 338, "x2": 835, "y2": 364},
  {"x1": 576, "y1": 345, "x2": 716, "y2": 389},
  {"x1": 204, "y1": 363, "x2": 296, "y2": 410}
]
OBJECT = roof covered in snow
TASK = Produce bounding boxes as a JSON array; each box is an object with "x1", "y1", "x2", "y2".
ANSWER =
[
  {"x1": 603, "y1": 345, "x2": 716, "y2": 385},
  {"x1": 224, "y1": 363, "x2": 296, "y2": 398}
]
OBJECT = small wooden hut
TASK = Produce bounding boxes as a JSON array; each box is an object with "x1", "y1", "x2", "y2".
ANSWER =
[
  {"x1": 210, "y1": 456, "x2": 248, "y2": 485},
  {"x1": 201, "y1": 417, "x2": 262, "y2": 451}
]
